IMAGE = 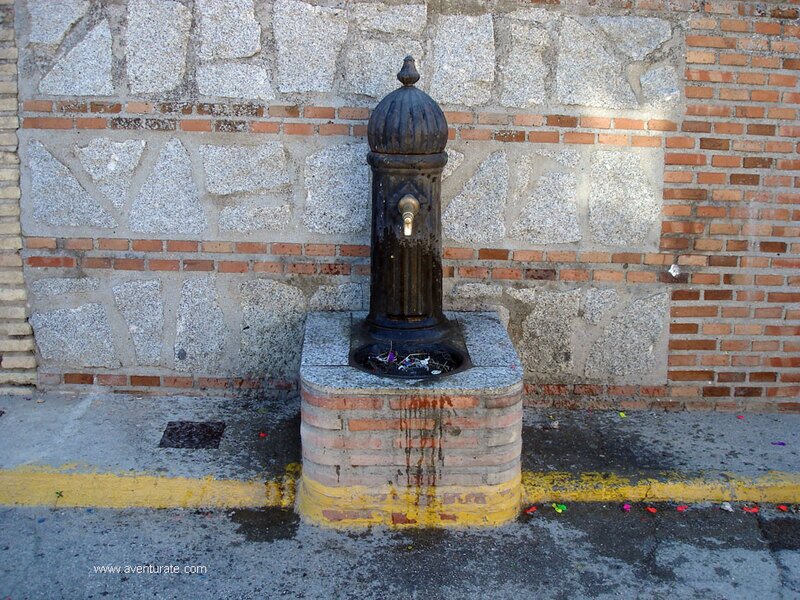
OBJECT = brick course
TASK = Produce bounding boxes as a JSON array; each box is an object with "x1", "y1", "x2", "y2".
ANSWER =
[{"x1": 0, "y1": 1, "x2": 35, "y2": 393}]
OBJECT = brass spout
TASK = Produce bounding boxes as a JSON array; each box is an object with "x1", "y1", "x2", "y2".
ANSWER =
[{"x1": 398, "y1": 195, "x2": 419, "y2": 237}]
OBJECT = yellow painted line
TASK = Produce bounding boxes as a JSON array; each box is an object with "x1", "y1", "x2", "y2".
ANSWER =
[
  {"x1": 1, "y1": 466, "x2": 798, "y2": 512},
  {"x1": 522, "y1": 470, "x2": 800, "y2": 504},
  {"x1": 0, "y1": 464, "x2": 300, "y2": 509}
]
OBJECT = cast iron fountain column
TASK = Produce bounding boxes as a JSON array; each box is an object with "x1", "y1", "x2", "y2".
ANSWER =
[{"x1": 351, "y1": 56, "x2": 468, "y2": 376}]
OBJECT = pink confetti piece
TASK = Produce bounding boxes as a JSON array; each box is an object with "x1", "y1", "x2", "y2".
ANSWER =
[
  {"x1": 676, "y1": 505, "x2": 689, "y2": 512},
  {"x1": 622, "y1": 503, "x2": 631, "y2": 513},
  {"x1": 737, "y1": 415, "x2": 745, "y2": 420}
]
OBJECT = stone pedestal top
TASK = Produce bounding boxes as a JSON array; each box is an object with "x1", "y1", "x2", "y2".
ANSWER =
[{"x1": 299, "y1": 311, "x2": 523, "y2": 396}]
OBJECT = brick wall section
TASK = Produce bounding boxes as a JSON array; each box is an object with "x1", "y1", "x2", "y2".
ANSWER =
[
  {"x1": 661, "y1": 2, "x2": 800, "y2": 412},
  {"x1": 0, "y1": 0, "x2": 34, "y2": 394},
  {"x1": 300, "y1": 385, "x2": 522, "y2": 486}
]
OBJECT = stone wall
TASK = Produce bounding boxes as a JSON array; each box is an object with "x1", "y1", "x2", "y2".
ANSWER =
[{"x1": 9, "y1": 0, "x2": 800, "y2": 410}]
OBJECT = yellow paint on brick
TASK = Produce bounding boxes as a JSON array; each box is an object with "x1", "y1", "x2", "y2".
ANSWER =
[
  {"x1": 0, "y1": 464, "x2": 299, "y2": 509},
  {"x1": 296, "y1": 473, "x2": 522, "y2": 528}
]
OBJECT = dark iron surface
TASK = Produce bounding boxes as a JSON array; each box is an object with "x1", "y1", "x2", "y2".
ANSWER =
[{"x1": 351, "y1": 56, "x2": 470, "y2": 379}]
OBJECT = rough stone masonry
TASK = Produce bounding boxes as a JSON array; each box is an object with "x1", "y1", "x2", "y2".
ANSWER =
[{"x1": 2, "y1": 0, "x2": 798, "y2": 411}]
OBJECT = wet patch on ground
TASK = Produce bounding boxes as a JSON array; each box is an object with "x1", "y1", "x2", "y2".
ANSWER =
[
  {"x1": 522, "y1": 410, "x2": 678, "y2": 472},
  {"x1": 759, "y1": 517, "x2": 800, "y2": 551},
  {"x1": 217, "y1": 392, "x2": 302, "y2": 479},
  {"x1": 229, "y1": 508, "x2": 300, "y2": 543}
]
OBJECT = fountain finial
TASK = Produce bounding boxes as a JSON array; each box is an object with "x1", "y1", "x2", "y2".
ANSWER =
[{"x1": 397, "y1": 55, "x2": 420, "y2": 86}]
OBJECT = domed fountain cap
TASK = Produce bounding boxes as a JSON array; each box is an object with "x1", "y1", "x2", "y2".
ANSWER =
[{"x1": 367, "y1": 56, "x2": 448, "y2": 155}]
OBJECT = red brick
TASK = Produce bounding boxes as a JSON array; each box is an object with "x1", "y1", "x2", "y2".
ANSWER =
[
  {"x1": 131, "y1": 239, "x2": 163, "y2": 252},
  {"x1": 546, "y1": 115, "x2": 578, "y2": 127},
  {"x1": 64, "y1": 373, "x2": 94, "y2": 385},
  {"x1": 96, "y1": 375, "x2": 128, "y2": 386},
  {"x1": 513, "y1": 250, "x2": 543, "y2": 262},
  {"x1": 180, "y1": 119, "x2": 212, "y2": 132},
  {"x1": 76, "y1": 118, "x2": 106, "y2": 129},
  {"x1": 272, "y1": 243, "x2": 302, "y2": 255},
  {"x1": 114, "y1": 258, "x2": 145, "y2": 271},
  {"x1": 166, "y1": 240, "x2": 198, "y2": 252},
  {"x1": 460, "y1": 128, "x2": 492, "y2": 141},
  {"x1": 526, "y1": 269, "x2": 557, "y2": 281},
  {"x1": 202, "y1": 241, "x2": 234, "y2": 253},
  {"x1": 287, "y1": 263, "x2": 315, "y2": 274},
  {"x1": 219, "y1": 261, "x2": 249, "y2": 273},
  {"x1": 23, "y1": 100, "x2": 53, "y2": 112},
  {"x1": 64, "y1": 238, "x2": 93, "y2": 250},
  {"x1": 149, "y1": 259, "x2": 180, "y2": 271},
  {"x1": 303, "y1": 392, "x2": 383, "y2": 410},
  {"x1": 254, "y1": 261, "x2": 283, "y2": 273},
  {"x1": 163, "y1": 376, "x2": 194, "y2": 388},
  {"x1": 340, "y1": 245, "x2": 369, "y2": 257},
  {"x1": 478, "y1": 248, "x2": 509, "y2": 260},
  {"x1": 319, "y1": 263, "x2": 351, "y2": 275},
  {"x1": 284, "y1": 123, "x2": 314, "y2": 135},
  {"x1": 99, "y1": 238, "x2": 129, "y2": 251},
  {"x1": 304, "y1": 106, "x2": 336, "y2": 119},
  {"x1": 304, "y1": 244, "x2": 335, "y2": 256},
  {"x1": 445, "y1": 111, "x2": 473, "y2": 124},
  {"x1": 563, "y1": 132, "x2": 595, "y2": 144},
  {"x1": 183, "y1": 259, "x2": 214, "y2": 271},
  {"x1": 390, "y1": 395, "x2": 481, "y2": 410},
  {"x1": 528, "y1": 131, "x2": 559, "y2": 143},
  {"x1": 27, "y1": 256, "x2": 76, "y2": 268},
  {"x1": 130, "y1": 375, "x2": 160, "y2": 387},
  {"x1": 269, "y1": 105, "x2": 300, "y2": 118},
  {"x1": 198, "y1": 378, "x2": 230, "y2": 389},
  {"x1": 458, "y1": 266, "x2": 489, "y2": 279},
  {"x1": 348, "y1": 418, "x2": 436, "y2": 431},
  {"x1": 492, "y1": 267, "x2": 523, "y2": 280},
  {"x1": 338, "y1": 107, "x2": 370, "y2": 120},
  {"x1": 319, "y1": 123, "x2": 349, "y2": 136},
  {"x1": 494, "y1": 130, "x2": 525, "y2": 142},
  {"x1": 26, "y1": 237, "x2": 57, "y2": 249},
  {"x1": 250, "y1": 121, "x2": 280, "y2": 134},
  {"x1": 82, "y1": 257, "x2": 112, "y2": 269},
  {"x1": 23, "y1": 117, "x2": 72, "y2": 129},
  {"x1": 669, "y1": 371, "x2": 715, "y2": 381},
  {"x1": 235, "y1": 242, "x2": 268, "y2": 254},
  {"x1": 615, "y1": 118, "x2": 645, "y2": 130},
  {"x1": 444, "y1": 247, "x2": 473, "y2": 259}
]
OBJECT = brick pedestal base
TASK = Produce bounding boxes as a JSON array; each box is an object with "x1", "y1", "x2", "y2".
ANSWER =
[{"x1": 297, "y1": 312, "x2": 523, "y2": 527}]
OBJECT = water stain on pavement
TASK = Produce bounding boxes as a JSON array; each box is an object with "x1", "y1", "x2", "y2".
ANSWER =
[
  {"x1": 759, "y1": 517, "x2": 800, "y2": 551},
  {"x1": 522, "y1": 411, "x2": 677, "y2": 472},
  {"x1": 229, "y1": 508, "x2": 300, "y2": 543}
]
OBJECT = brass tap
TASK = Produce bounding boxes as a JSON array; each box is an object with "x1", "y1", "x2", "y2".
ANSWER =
[{"x1": 398, "y1": 195, "x2": 420, "y2": 237}]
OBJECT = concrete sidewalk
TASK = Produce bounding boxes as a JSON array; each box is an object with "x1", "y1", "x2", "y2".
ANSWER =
[{"x1": 1, "y1": 392, "x2": 799, "y2": 510}]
